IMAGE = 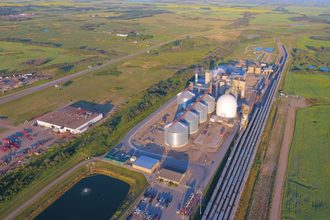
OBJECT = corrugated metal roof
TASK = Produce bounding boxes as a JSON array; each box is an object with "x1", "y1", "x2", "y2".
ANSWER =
[
  {"x1": 158, "y1": 168, "x2": 185, "y2": 183},
  {"x1": 134, "y1": 156, "x2": 159, "y2": 169},
  {"x1": 202, "y1": 93, "x2": 215, "y2": 103},
  {"x1": 166, "y1": 121, "x2": 188, "y2": 133},
  {"x1": 183, "y1": 110, "x2": 198, "y2": 121},
  {"x1": 177, "y1": 90, "x2": 195, "y2": 104},
  {"x1": 194, "y1": 101, "x2": 208, "y2": 111}
]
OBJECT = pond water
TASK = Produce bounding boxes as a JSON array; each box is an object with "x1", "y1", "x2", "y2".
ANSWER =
[{"x1": 35, "y1": 174, "x2": 130, "y2": 220}]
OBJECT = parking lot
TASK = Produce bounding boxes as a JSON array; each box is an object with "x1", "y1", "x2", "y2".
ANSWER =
[
  {"x1": 128, "y1": 187, "x2": 174, "y2": 220},
  {"x1": 0, "y1": 120, "x2": 72, "y2": 174}
]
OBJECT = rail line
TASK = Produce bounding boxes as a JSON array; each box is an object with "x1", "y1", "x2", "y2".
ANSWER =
[{"x1": 202, "y1": 44, "x2": 288, "y2": 220}]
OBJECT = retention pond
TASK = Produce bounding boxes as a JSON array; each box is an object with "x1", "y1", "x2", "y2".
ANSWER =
[{"x1": 35, "y1": 174, "x2": 130, "y2": 220}]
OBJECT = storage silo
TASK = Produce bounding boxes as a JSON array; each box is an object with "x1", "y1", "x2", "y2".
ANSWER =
[
  {"x1": 182, "y1": 111, "x2": 199, "y2": 134},
  {"x1": 164, "y1": 122, "x2": 189, "y2": 148},
  {"x1": 177, "y1": 90, "x2": 195, "y2": 110},
  {"x1": 193, "y1": 101, "x2": 208, "y2": 123},
  {"x1": 202, "y1": 94, "x2": 216, "y2": 114}
]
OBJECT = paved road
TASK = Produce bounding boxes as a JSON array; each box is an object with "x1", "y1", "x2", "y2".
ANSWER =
[
  {"x1": 121, "y1": 96, "x2": 176, "y2": 157},
  {"x1": 4, "y1": 158, "x2": 98, "y2": 220},
  {"x1": 0, "y1": 39, "x2": 183, "y2": 105},
  {"x1": 201, "y1": 43, "x2": 288, "y2": 220}
]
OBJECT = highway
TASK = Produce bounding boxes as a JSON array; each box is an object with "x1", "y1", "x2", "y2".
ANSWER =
[
  {"x1": 0, "y1": 39, "x2": 183, "y2": 105},
  {"x1": 201, "y1": 44, "x2": 288, "y2": 220}
]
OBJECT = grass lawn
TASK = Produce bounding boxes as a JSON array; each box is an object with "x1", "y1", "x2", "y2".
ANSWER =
[{"x1": 282, "y1": 106, "x2": 330, "y2": 220}]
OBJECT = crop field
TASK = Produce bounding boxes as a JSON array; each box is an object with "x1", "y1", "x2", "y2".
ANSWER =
[
  {"x1": 282, "y1": 7, "x2": 330, "y2": 217},
  {"x1": 282, "y1": 106, "x2": 330, "y2": 220},
  {"x1": 284, "y1": 72, "x2": 330, "y2": 104}
]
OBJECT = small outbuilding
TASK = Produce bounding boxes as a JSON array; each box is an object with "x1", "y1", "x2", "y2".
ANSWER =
[
  {"x1": 132, "y1": 156, "x2": 160, "y2": 174},
  {"x1": 157, "y1": 168, "x2": 185, "y2": 185}
]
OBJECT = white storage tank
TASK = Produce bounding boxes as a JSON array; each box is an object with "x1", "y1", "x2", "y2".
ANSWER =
[
  {"x1": 182, "y1": 111, "x2": 199, "y2": 134},
  {"x1": 164, "y1": 122, "x2": 189, "y2": 148},
  {"x1": 193, "y1": 101, "x2": 208, "y2": 123},
  {"x1": 216, "y1": 94, "x2": 237, "y2": 118},
  {"x1": 202, "y1": 94, "x2": 216, "y2": 114}
]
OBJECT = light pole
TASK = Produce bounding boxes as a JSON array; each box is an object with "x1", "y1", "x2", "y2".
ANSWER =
[{"x1": 200, "y1": 153, "x2": 207, "y2": 216}]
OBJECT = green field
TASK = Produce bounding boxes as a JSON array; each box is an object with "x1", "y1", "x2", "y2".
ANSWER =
[
  {"x1": 283, "y1": 59, "x2": 330, "y2": 219},
  {"x1": 284, "y1": 72, "x2": 330, "y2": 104},
  {"x1": 0, "y1": 36, "x2": 222, "y2": 124},
  {"x1": 1, "y1": 3, "x2": 329, "y2": 125},
  {"x1": 282, "y1": 106, "x2": 330, "y2": 220}
]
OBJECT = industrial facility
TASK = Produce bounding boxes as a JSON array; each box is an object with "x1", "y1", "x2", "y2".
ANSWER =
[
  {"x1": 161, "y1": 60, "x2": 276, "y2": 148},
  {"x1": 36, "y1": 105, "x2": 103, "y2": 134},
  {"x1": 105, "y1": 43, "x2": 285, "y2": 220},
  {"x1": 128, "y1": 59, "x2": 275, "y2": 155}
]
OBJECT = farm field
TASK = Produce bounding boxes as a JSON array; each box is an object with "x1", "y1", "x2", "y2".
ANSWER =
[
  {"x1": 284, "y1": 72, "x2": 330, "y2": 104},
  {"x1": 282, "y1": 106, "x2": 330, "y2": 220},
  {"x1": 283, "y1": 47, "x2": 330, "y2": 219}
]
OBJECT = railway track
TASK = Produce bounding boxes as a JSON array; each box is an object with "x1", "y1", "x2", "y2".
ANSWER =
[{"x1": 202, "y1": 45, "x2": 288, "y2": 220}]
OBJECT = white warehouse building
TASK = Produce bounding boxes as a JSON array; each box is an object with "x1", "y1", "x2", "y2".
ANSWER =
[{"x1": 37, "y1": 106, "x2": 103, "y2": 134}]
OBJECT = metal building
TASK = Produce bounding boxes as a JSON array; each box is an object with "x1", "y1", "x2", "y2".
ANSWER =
[
  {"x1": 182, "y1": 110, "x2": 199, "y2": 134},
  {"x1": 202, "y1": 94, "x2": 216, "y2": 114},
  {"x1": 193, "y1": 101, "x2": 208, "y2": 123},
  {"x1": 132, "y1": 156, "x2": 160, "y2": 174},
  {"x1": 164, "y1": 122, "x2": 189, "y2": 148},
  {"x1": 177, "y1": 90, "x2": 195, "y2": 110}
]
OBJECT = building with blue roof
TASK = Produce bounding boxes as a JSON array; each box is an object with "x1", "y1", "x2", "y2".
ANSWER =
[
  {"x1": 132, "y1": 155, "x2": 160, "y2": 173},
  {"x1": 320, "y1": 66, "x2": 329, "y2": 72},
  {"x1": 265, "y1": 47, "x2": 274, "y2": 53}
]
